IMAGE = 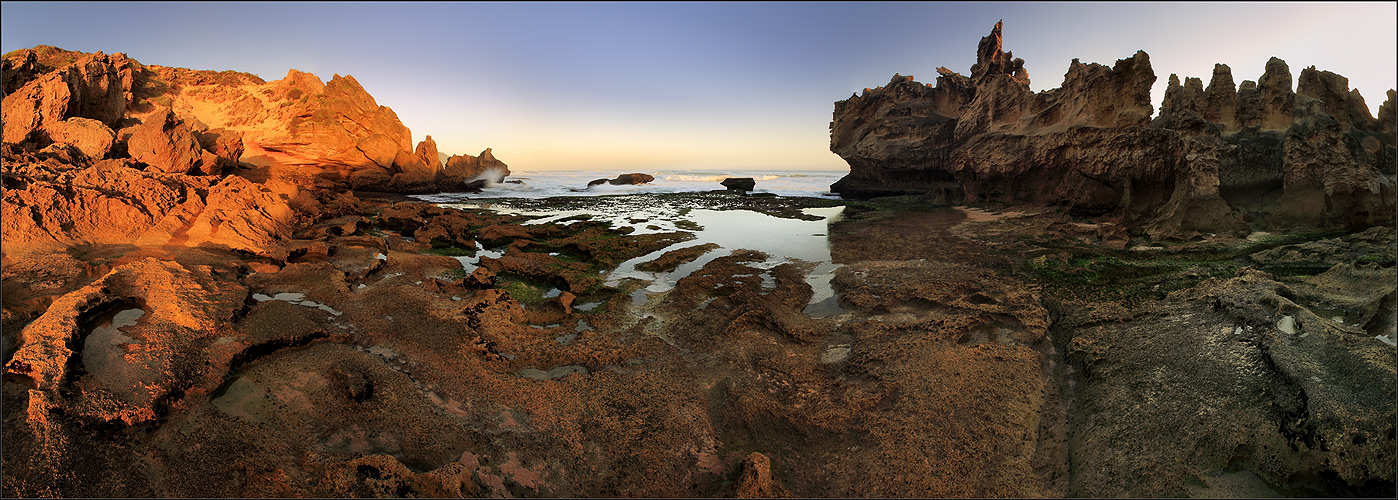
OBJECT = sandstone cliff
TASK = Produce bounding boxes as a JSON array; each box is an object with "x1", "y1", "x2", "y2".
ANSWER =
[
  {"x1": 1, "y1": 46, "x2": 507, "y2": 194},
  {"x1": 830, "y1": 21, "x2": 1396, "y2": 238}
]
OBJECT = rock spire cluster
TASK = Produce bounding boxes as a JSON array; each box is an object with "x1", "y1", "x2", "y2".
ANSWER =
[{"x1": 830, "y1": 21, "x2": 1396, "y2": 238}]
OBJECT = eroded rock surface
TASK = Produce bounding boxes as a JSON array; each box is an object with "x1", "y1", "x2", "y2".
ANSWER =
[
  {"x1": 830, "y1": 21, "x2": 1396, "y2": 238},
  {"x1": 1, "y1": 46, "x2": 508, "y2": 193}
]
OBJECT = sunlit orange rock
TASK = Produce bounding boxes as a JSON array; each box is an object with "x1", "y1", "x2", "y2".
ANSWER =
[{"x1": 444, "y1": 147, "x2": 510, "y2": 185}]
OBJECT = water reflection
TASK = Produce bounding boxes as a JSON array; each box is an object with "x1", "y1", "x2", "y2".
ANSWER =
[{"x1": 444, "y1": 201, "x2": 851, "y2": 317}]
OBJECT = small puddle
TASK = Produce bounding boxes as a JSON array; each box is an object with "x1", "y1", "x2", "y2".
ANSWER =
[
  {"x1": 82, "y1": 307, "x2": 159, "y2": 403},
  {"x1": 212, "y1": 376, "x2": 270, "y2": 424},
  {"x1": 1307, "y1": 305, "x2": 1358, "y2": 326},
  {"x1": 252, "y1": 292, "x2": 342, "y2": 316},
  {"x1": 452, "y1": 240, "x2": 505, "y2": 273},
  {"x1": 630, "y1": 288, "x2": 651, "y2": 307}
]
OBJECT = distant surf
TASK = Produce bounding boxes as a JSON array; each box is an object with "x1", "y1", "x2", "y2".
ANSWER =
[{"x1": 411, "y1": 169, "x2": 844, "y2": 202}]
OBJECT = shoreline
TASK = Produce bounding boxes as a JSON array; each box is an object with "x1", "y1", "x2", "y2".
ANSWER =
[{"x1": 3, "y1": 35, "x2": 1393, "y2": 498}]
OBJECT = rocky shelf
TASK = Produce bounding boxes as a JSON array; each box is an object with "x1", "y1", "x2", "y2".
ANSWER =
[{"x1": 2, "y1": 33, "x2": 1394, "y2": 498}]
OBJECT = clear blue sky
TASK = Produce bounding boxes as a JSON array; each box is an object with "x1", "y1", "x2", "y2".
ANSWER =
[{"x1": 4, "y1": 2, "x2": 1395, "y2": 171}]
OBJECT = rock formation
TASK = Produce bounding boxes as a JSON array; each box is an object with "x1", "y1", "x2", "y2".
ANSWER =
[
  {"x1": 587, "y1": 173, "x2": 655, "y2": 188},
  {"x1": 830, "y1": 21, "x2": 1396, "y2": 238},
  {"x1": 414, "y1": 135, "x2": 442, "y2": 174},
  {"x1": 1, "y1": 152, "x2": 296, "y2": 258},
  {"x1": 1, "y1": 46, "x2": 508, "y2": 193},
  {"x1": 125, "y1": 109, "x2": 210, "y2": 174},
  {"x1": 721, "y1": 177, "x2": 756, "y2": 191},
  {"x1": 3, "y1": 34, "x2": 1392, "y2": 500},
  {"x1": 41, "y1": 117, "x2": 115, "y2": 161},
  {"x1": 444, "y1": 148, "x2": 510, "y2": 185},
  {"x1": 1, "y1": 48, "x2": 135, "y2": 145},
  {"x1": 610, "y1": 173, "x2": 655, "y2": 185}
]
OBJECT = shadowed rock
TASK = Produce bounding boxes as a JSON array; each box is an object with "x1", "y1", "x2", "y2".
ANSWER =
[
  {"x1": 721, "y1": 177, "x2": 756, "y2": 191},
  {"x1": 830, "y1": 21, "x2": 1396, "y2": 238}
]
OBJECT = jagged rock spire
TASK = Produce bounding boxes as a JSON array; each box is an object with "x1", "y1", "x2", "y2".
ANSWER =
[{"x1": 969, "y1": 20, "x2": 1029, "y2": 86}]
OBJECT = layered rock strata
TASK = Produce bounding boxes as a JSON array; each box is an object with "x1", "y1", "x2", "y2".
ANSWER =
[{"x1": 830, "y1": 21, "x2": 1396, "y2": 238}]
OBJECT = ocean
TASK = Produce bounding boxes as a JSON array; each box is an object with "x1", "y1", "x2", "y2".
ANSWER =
[{"x1": 409, "y1": 169, "x2": 844, "y2": 202}]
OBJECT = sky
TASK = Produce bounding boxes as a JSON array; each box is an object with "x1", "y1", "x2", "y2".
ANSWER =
[{"x1": 3, "y1": 2, "x2": 1395, "y2": 172}]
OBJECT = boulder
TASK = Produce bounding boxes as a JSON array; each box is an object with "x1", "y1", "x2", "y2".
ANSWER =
[
  {"x1": 42, "y1": 117, "x2": 115, "y2": 161},
  {"x1": 347, "y1": 165, "x2": 393, "y2": 191},
  {"x1": 721, "y1": 177, "x2": 756, "y2": 191},
  {"x1": 583, "y1": 173, "x2": 656, "y2": 189},
  {"x1": 193, "y1": 127, "x2": 244, "y2": 174},
  {"x1": 609, "y1": 173, "x2": 654, "y2": 185},
  {"x1": 464, "y1": 266, "x2": 497, "y2": 288},
  {"x1": 125, "y1": 109, "x2": 207, "y2": 174},
  {"x1": 387, "y1": 149, "x2": 440, "y2": 193}
]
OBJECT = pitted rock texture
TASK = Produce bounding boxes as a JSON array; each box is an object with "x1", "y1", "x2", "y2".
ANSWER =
[{"x1": 830, "y1": 21, "x2": 1396, "y2": 238}]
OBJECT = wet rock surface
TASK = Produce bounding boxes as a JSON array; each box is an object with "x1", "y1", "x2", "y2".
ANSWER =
[
  {"x1": 3, "y1": 42, "x2": 1394, "y2": 499},
  {"x1": 5, "y1": 184, "x2": 1390, "y2": 497}
]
